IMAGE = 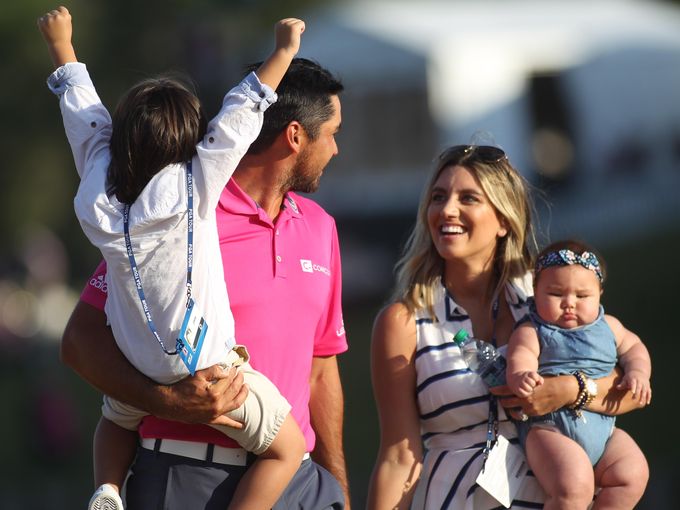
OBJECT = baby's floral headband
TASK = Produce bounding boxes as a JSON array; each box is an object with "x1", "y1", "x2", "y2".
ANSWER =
[{"x1": 535, "y1": 249, "x2": 603, "y2": 283}]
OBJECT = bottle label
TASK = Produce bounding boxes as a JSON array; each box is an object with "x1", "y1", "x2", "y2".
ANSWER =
[{"x1": 478, "y1": 355, "x2": 507, "y2": 387}]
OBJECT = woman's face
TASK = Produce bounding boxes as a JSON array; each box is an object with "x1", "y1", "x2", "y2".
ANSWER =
[{"x1": 427, "y1": 165, "x2": 507, "y2": 268}]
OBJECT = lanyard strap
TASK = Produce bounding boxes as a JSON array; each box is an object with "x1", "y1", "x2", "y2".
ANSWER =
[
  {"x1": 122, "y1": 160, "x2": 194, "y2": 355},
  {"x1": 482, "y1": 294, "x2": 501, "y2": 460}
]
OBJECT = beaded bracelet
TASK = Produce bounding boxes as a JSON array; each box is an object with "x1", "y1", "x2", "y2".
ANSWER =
[{"x1": 569, "y1": 370, "x2": 595, "y2": 418}]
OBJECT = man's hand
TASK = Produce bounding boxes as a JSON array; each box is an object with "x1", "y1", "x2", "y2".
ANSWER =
[
  {"x1": 37, "y1": 6, "x2": 77, "y2": 67},
  {"x1": 62, "y1": 300, "x2": 248, "y2": 428},
  {"x1": 154, "y1": 365, "x2": 249, "y2": 427}
]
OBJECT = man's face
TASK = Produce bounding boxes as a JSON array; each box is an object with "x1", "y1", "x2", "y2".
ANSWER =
[{"x1": 288, "y1": 95, "x2": 341, "y2": 193}]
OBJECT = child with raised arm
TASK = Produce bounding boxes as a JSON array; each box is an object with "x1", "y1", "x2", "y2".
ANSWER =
[
  {"x1": 38, "y1": 6, "x2": 306, "y2": 510},
  {"x1": 507, "y1": 239, "x2": 651, "y2": 509}
]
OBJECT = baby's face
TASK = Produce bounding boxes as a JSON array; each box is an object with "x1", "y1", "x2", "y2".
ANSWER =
[{"x1": 534, "y1": 264, "x2": 601, "y2": 329}]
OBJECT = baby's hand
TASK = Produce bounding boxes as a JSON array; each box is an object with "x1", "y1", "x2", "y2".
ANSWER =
[
  {"x1": 37, "y1": 6, "x2": 72, "y2": 46},
  {"x1": 617, "y1": 370, "x2": 652, "y2": 405},
  {"x1": 274, "y1": 18, "x2": 305, "y2": 56},
  {"x1": 509, "y1": 371, "x2": 544, "y2": 398}
]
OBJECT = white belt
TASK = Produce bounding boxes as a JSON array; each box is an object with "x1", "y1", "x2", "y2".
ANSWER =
[
  {"x1": 141, "y1": 438, "x2": 248, "y2": 466},
  {"x1": 140, "y1": 438, "x2": 311, "y2": 466}
]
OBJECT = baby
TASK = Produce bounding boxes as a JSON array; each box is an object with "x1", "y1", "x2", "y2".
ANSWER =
[{"x1": 507, "y1": 239, "x2": 651, "y2": 509}]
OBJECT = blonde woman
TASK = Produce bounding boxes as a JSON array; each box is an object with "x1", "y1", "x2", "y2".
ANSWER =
[{"x1": 368, "y1": 145, "x2": 648, "y2": 509}]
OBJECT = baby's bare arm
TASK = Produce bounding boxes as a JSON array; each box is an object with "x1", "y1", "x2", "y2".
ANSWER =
[
  {"x1": 606, "y1": 314, "x2": 652, "y2": 405},
  {"x1": 37, "y1": 6, "x2": 77, "y2": 68},
  {"x1": 506, "y1": 323, "x2": 543, "y2": 396}
]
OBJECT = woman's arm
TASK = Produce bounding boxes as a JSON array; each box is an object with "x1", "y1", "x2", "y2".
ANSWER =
[
  {"x1": 367, "y1": 303, "x2": 423, "y2": 510},
  {"x1": 493, "y1": 366, "x2": 648, "y2": 416}
]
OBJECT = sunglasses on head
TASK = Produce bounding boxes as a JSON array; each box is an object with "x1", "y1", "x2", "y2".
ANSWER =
[{"x1": 438, "y1": 145, "x2": 507, "y2": 164}]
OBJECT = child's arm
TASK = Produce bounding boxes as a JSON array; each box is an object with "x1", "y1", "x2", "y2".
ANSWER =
[
  {"x1": 506, "y1": 323, "x2": 544, "y2": 397},
  {"x1": 38, "y1": 6, "x2": 112, "y2": 184},
  {"x1": 194, "y1": 18, "x2": 304, "y2": 212},
  {"x1": 255, "y1": 18, "x2": 305, "y2": 91},
  {"x1": 606, "y1": 314, "x2": 652, "y2": 405},
  {"x1": 37, "y1": 6, "x2": 77, "y2": 68}
]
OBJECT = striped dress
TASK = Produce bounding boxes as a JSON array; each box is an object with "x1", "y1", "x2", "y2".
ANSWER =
[{"x1": 410, "y1": 276, "x2": 545, "y2": 509}]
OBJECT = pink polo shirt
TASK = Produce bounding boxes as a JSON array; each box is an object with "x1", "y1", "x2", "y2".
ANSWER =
[{"x1": 81, "y1": 178, "x2": 348, "y2": 452}]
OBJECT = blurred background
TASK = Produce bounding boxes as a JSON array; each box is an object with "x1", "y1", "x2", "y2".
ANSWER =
[{"x1": 1, "y1": 0, "x2": 677, "y2": 507}]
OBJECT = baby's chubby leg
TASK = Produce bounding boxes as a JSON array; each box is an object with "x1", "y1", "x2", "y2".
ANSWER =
[
  {"x1": 592, "y1": 428, "x2": 648, "y2": 510},
  {"x1": 525, "y1": 426, "x2": 595, "y2": 510}
]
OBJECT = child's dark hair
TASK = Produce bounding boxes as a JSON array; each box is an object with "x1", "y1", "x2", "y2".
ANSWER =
[
  {"x1": 243, "y1": 58, "x2": 343, "y2": 154},
  {"x1": 535, "y1": 239, "x2": 607, "y2": 286},
  {"x1": 107, "y1": 77, "x2": 207, "y2": 204}
]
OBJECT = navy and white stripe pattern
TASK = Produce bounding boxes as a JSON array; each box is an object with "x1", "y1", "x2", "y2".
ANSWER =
[{"x1": 410, "y1": 274, "x2": 546, "y2": 509}]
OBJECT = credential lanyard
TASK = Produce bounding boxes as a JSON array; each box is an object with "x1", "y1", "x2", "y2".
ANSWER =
[
  {"x1": 482, "y1": 295, "x2": 500, "y2": 462},
  {"x1": 122, "y1": 161, "x2": 194, "y2": 355}
]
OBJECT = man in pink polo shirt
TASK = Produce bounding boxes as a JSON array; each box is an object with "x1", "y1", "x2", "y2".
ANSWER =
[{"x1": 62, "y1": 58, "x2": 350, "y2": 509}]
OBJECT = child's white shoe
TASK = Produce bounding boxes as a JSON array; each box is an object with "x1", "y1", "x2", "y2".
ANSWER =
[{"x1": 88, "y1": 484, "x2": 124, "y2": 510}]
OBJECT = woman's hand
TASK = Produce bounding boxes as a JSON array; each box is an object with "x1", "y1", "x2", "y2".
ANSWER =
[{"x1": 491, "y1": 375, "x2": 577, "y2": 417}]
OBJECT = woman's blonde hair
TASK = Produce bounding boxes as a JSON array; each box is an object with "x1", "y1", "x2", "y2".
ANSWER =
[{"x1": 392, "y1": 145, "x2": 537, "y2": 318}]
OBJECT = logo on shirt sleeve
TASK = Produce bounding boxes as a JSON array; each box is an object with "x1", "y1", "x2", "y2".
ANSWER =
[
  {"x1": 89, "y1": 274, "x2": 108, "y2": 293},
  {"x1": 336, "y1": 318, "x2": 345, "y2": 337}
]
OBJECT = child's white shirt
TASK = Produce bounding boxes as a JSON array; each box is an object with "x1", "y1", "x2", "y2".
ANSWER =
[{"x1": 48, "y1": 63, "x2": 276, "y2": 383}]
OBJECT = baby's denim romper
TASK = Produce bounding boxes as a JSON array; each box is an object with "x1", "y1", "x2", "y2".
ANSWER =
[{"x1": 516, "y1": 304, "x2": 617, "y2": 465}]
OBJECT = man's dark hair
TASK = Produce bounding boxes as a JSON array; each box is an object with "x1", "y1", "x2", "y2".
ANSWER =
[
  {"x1": 245, "y1": 58, "x2": 343, "y2": 155},
  {"x1": 108, "y1": 77, "x2": 207, "y2": 204}
]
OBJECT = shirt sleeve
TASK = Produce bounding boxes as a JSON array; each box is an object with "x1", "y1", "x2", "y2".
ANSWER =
[
  {"x1": 193, "y1": 72, "x2": 277, "y2": 215},
  {"x1": 313, "y1": 220, "x2": 348, "y2": 357},
  {"x1": 80, "y1": 260, "x2": 108, "y2": 311},
  {"x1": 47, "y1": 62, "x2": 112, "y2": 181}
]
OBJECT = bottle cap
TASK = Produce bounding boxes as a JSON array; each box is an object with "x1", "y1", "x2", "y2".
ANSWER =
[{"x1": 453, "y1": 329, "x2": 469, "y2": 345}]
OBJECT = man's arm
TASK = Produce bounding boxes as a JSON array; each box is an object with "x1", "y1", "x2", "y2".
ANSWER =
[
  {"x1": 309, "y1": 355, "x2": 351, "y2": 508},
  {"x1": 62, "y1": 300, "x2": 248, "y2": 425}
]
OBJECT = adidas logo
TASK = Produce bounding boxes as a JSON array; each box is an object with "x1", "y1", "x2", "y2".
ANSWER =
[{"x1": 89, "y1": 274, "x2": 108, "y2": 293}]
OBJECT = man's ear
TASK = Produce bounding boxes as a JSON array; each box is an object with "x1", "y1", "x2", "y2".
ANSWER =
[{"x1": 284, "y1": 121, "x2": 305, "y2": 154}]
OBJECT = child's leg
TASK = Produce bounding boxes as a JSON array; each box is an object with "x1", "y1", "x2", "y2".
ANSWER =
[
  {"x1": 93, "y1": 416, "x2": 138, "y2": 492},
  {"x1": 525, "y1": 427, "x2": 595, "y2": 510},
  {"x1": 228, "y1": 413, "x2": 306, "y2": 510},
  {"x1": 592, "y1": 428, "x2": 648, "y2": 510}
]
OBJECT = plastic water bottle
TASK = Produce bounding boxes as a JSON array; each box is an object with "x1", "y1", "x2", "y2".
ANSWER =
[{"x1": 453, "y1": 329, "x2": 507, "y2": 387}]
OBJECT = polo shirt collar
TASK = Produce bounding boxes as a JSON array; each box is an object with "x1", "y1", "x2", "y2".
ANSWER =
[
  {"x1": 219, "y1": 178, "x2": 304, "y2": 220},
  {"x1": 281, "y1": 194, "x2": 303, "y2": 218}
]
